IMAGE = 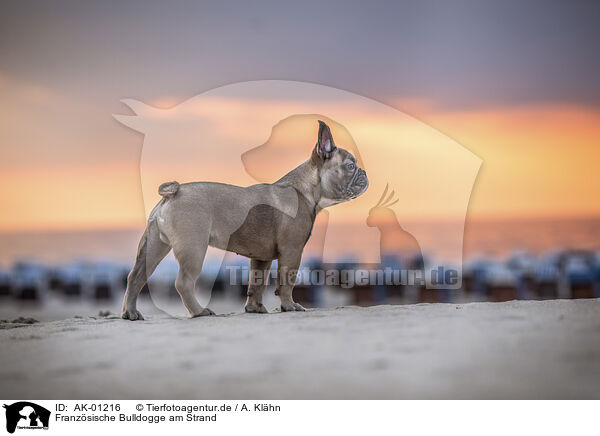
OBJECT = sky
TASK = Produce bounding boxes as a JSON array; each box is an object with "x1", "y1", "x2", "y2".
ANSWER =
[{"x1": 1, "y1": 0, "x2": 599, "y2": 231}]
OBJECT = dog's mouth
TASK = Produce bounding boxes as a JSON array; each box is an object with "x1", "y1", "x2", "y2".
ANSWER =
[{"x1": 345, "y1": 168, "x2": 369, "y2": 199}]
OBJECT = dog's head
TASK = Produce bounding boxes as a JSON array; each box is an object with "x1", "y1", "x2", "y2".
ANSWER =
[{"x1": 311, "y1": 120, "x2": 369, "y2": 208}]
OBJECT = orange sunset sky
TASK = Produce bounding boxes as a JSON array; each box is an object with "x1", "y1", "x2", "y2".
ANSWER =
[{"x1": 1, "y1": 1, "x2": 599, "y2": 232}]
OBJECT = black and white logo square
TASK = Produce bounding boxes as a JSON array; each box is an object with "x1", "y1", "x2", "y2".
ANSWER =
[{"x1": 3, "y1": 402, "x2": 50, "y2": 434}]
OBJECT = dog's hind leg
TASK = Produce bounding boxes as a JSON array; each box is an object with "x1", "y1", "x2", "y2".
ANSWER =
[
  {"x1": 121, "y1": 219, "x2": 171, "y2": 320},
  {"x1": 244, "y1": 259, "x2": 272, "y2": 313},
  {"x1": 173, "y1": 235, "x2": 215, "y2": 318}
]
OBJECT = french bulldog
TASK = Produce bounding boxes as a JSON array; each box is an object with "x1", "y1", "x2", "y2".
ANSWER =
[{"x1": 121, "y1": 120, "x2": 368, "y2": 320}]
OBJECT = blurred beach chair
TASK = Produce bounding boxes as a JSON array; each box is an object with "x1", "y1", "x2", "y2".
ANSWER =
[
  {"x1": 506, "y1": 250, "x2": 536, "y2": 299},
  {"x1": 88, "y1": 262, "x2": 123, "y2": 300},
  {"x1": 532, "y1": 260, "x2": 560, "y2": 299},
  {"x1": 327, "y1": 258, "x2": 375, "y2": 306},
  {"x1": 372, "y1": 254, "x2": 403, "y2": 303},
  {"x1": 562, "y1": 251, "x2": 595, "y2": 299},
  {"x1": 485, "y1": 263, "x2": 518, "y2": 302},
  {"x1": 462, "y1": 256, "x2": 493, "y2": 301},
  {"x1": 594, "y1": 251, "x2": 600, "y2": 298},
  {"x1": 11, "y1": 261, "x2": 47, "y2": 301},
  {"x1": 0, "y1": 268, "x2": 11, "y2": 297},
  {"x1": 292, "y1": 258, "x2": 324, "y2": 308},
  {"x1": 352, "y1": 265, "x2": 378, "y2": 306},
  {"x1": 416, "y1": 254, "x2": 454, "y2": 304},
  {"x1": 53, "y1": 263, "x2": 85, "y2": 297}
]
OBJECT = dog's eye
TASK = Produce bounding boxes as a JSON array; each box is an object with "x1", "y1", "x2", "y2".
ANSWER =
[{"x1": 346, "y1": 162, "x2": 356, "y2": 171}]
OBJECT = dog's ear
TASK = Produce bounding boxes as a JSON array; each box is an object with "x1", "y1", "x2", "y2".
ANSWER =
[{"x1": 315, "y1": 120, "x2": 336, "y2": 159}]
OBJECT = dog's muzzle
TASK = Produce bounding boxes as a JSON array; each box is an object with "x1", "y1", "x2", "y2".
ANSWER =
[{"x1": 346, "y1": 168, "x2": 369, "y2": 198}]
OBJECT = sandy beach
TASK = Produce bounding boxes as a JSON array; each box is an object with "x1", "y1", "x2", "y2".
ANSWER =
[{"x1": 1, "y1": 299, "x2": 599, "y2": 399}]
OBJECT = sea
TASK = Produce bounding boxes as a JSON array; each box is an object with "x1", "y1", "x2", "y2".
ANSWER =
[{"x1": 1, "y1": 217, "x2": 599, "y2": 268}]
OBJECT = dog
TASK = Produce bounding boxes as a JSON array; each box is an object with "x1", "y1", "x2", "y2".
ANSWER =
[{"x1": 121, "y1": 120, "x2": 368, "y2": 320}]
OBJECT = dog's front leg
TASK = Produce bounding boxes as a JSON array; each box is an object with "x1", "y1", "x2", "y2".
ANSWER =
[
  {"x1": 245, "y1": 259, "x2": 272, "y2": 313},
  {"x1": 275, "y1": 253, "x2": 305, "y2": 312}
]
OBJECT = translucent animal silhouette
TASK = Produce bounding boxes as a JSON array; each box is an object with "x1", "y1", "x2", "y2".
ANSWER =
[
  {"x1": 367, "y1": 184, "x2": 423, "y2": 269},
  {"x1": 114, "y1": 80, "x2": 480, "y2": 309}
]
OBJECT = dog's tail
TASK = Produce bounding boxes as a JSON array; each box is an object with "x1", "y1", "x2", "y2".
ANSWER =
[{"x1": 158, "y1": 181, "x2": 180, "y2": 198}]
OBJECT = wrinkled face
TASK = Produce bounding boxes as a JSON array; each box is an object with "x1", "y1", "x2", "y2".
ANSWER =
[
  {"x1": 312, "y1": 120, "x2": 369, "y2": 208},
  {"x1": 318, "y1": 148, "x2": 369, "y2": 207}
]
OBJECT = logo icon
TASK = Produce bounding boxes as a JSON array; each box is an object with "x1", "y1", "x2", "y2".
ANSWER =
[{"x1": 3, "y1": 402, "x2": 50, "y2": 434}]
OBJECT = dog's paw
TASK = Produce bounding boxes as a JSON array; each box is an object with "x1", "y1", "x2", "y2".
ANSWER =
[
  {"x1": 121, "y1": 309, "x2": 144, "y2": 321},
  {"x1": 280, "y1": 302, "x2": 306, "y2": 312},
  {"x1": 191, "y1": 307, "x2": 215, "y2": 318},
  {"x1": 245, "y1": 303, "x2": 269, "y2": 314}
]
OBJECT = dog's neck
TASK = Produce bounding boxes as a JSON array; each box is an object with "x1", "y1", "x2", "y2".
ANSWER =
[{"x1": 275, "y1": 160, "x2": 322, "y2": 212}]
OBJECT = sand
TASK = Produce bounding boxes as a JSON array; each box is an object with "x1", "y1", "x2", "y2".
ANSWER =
[{"x1": 0, "y1": 299, "x2": 599, "y2": 399}]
